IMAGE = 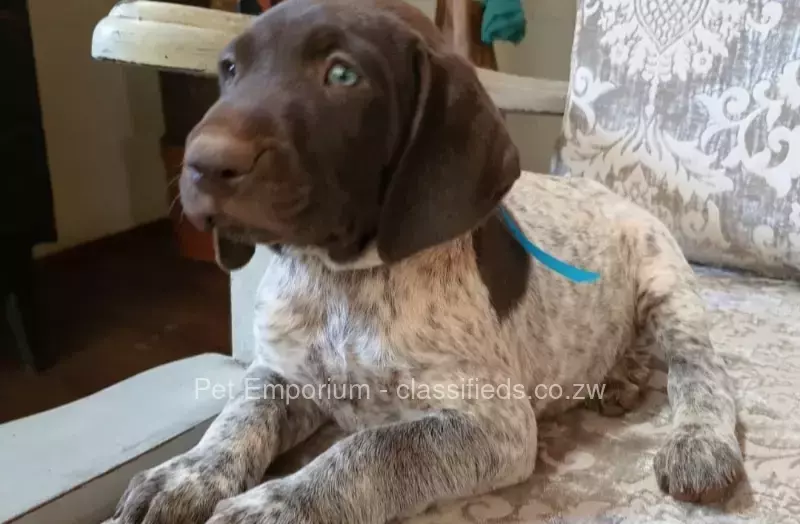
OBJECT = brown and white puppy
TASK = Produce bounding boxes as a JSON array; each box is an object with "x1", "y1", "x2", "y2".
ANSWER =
[{"x1": 110, "y1": 1, "x2": 743, "y2": 523}]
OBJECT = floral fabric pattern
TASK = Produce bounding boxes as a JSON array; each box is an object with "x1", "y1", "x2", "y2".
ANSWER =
[{"x1": 556, "y1": 0, "x2": 800, "y2": 278}]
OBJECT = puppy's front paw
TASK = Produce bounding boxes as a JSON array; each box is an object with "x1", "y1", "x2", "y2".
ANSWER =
[
  {"x1": 113, "y1": 450, "x2": 240, "y2": 524},
  {"x1": 208, "y1": 479, "x2": 315, "y2": 524},
  {"x1": 654, "y1": 423, "x2": 744, "y2": 504}
]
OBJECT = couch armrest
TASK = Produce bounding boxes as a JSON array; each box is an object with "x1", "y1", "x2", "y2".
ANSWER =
[
  {"x1": 0, "y1": 353, "x2": 246, "y2": 524},
  {"x1": 230, "y1": 245, "x2": 274, "y2": 365}
]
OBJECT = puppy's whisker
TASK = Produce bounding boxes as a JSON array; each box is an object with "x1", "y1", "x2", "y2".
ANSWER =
[{"x1": 168, "y1": 194, "x2": 182, "y2": 214}]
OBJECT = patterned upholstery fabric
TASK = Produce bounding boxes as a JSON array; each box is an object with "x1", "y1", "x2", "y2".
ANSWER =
[
  {"x1": 270, "y1": 269, "x2": 800, "y2": 523},
  {"x1": 555, "y1": 0, "x2": 800, "y2": 279}
]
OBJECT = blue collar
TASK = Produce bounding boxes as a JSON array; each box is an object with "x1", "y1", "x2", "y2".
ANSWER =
[{"x1": 499, "y1": 206, "x2": 600, "y2": 284}]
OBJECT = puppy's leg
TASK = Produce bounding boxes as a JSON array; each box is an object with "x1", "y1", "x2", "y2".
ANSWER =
[
  {"x1": 207, "y1": 393, "x2": 537, "y2": 524},
  {"x1": 112, "y1": 363, "x2": 326, "y2": 524},
  {"x1": 585, "y1": 334, "x2": 653, "y2": 417},
  {"x1": 636, "y1": 229, "x2": 743, "y2": 503}
]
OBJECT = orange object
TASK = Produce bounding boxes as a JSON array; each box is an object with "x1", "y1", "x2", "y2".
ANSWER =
[{"x1": 161, "y1": 143, "x2": 216, "y2": 262}]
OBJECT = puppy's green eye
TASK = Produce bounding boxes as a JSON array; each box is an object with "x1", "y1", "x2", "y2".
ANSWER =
[
  {"x1": 220, "y1": 58, "x2": 236, "y2": 78},
  {"x1": 326, "y1": 63, "x2": 359, "y2": 86}
]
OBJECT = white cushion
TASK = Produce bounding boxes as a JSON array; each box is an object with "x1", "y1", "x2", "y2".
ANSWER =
[
  {"x1": 0, "y1": 353, "x2": 245, "y2": 524},
  {"x1": 231, "y1": 246, "x2": 273, "y2": 365}
]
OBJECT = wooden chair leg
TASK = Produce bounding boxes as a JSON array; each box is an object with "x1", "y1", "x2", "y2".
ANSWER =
[
  {"x1": 435, "y1": 0, "x2": 498, "y2": 70},
  {"x1": 2, "y1": 242, "x2": 48, "y2": 371},
  {"x1": 238, "y1": 0, "x2": 282, "y2": 15},
  {"x1": 6, "y1": 293, "x2": 36, "y2": 370}
]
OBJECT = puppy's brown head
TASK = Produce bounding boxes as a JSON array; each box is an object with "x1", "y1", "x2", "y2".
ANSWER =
[{"x1": 180, "y1": 0, "x2": 520, "y2": 271}]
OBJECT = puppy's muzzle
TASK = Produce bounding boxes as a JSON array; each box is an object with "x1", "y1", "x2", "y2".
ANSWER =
[{"x1": 181, "y1": 130, "x2": 260, "y2": 231}]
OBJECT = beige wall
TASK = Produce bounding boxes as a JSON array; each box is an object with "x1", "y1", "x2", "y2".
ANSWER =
[
  {"x1": 496, "y1": 0, "x2": 576, "y2": 172},
  {"x1": 409, "y1": 0, "x2": 576, "y2": 172},
  {"x1": 28, "y1": 0, "x2": 168, "y2": 256}
]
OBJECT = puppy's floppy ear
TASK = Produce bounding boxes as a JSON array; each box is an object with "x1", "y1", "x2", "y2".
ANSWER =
[
  {"x1": 376, "y1": 43, "x2": 520, "y2": 263},
  {"x1": 213, "y1": 229, "x2": 255, "y2": 272}
]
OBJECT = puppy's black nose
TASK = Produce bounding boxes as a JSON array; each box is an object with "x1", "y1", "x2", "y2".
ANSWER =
[{"x1": 183, "y1": 132, "x2": 256, "y2": 189}]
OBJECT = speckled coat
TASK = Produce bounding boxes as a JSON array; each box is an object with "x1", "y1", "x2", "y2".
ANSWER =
[{"x1": 107, "y1": 1, "x2": 744, "y2": 523}]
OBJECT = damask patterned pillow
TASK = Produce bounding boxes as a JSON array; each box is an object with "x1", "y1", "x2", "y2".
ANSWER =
[{"x1": 556, "y1": 0, "x2": 800, "y2": 279}]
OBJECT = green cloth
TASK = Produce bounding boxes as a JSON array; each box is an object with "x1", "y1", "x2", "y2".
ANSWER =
[{"x1": 478, "y1": 0, "x2": 526, "y2": 45}]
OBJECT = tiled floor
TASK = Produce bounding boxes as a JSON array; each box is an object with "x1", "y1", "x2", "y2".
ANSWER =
[{"x1": 0, "y1": 220, "x2": 231, "y2": 423}]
